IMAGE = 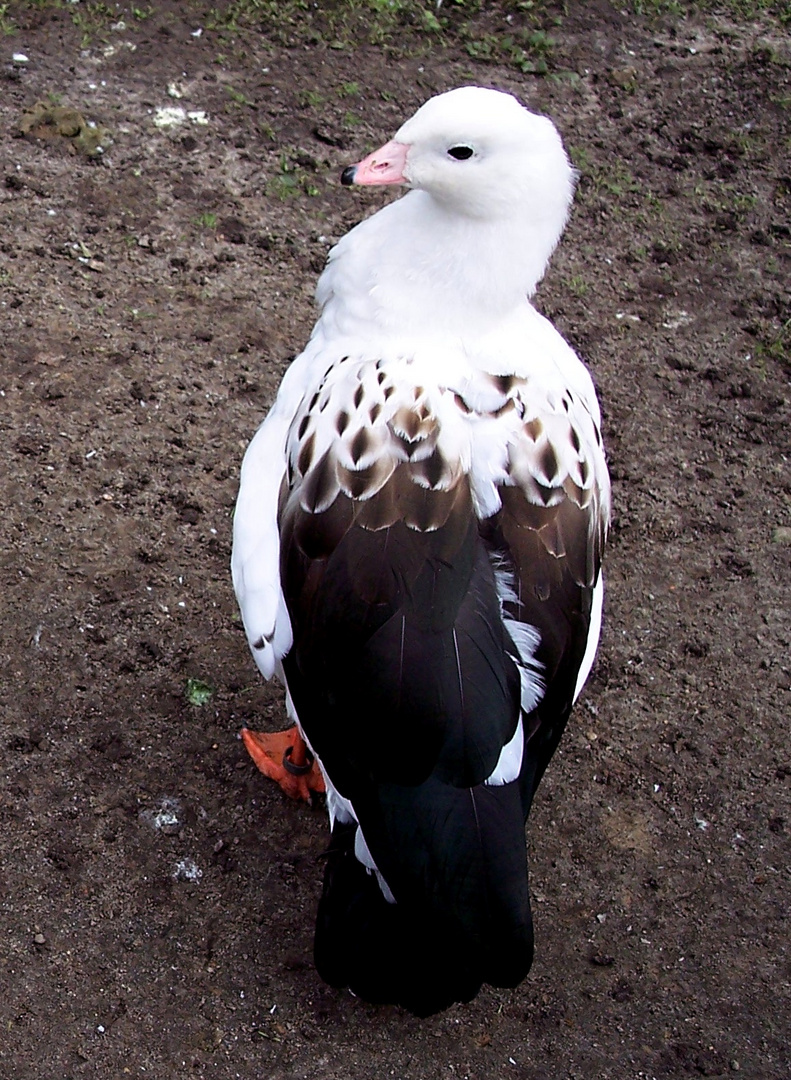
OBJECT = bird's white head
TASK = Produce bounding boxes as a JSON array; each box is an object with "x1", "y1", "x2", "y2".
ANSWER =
[{"x1": 343, "y1": 86, "x2": 575, "y2": 231}]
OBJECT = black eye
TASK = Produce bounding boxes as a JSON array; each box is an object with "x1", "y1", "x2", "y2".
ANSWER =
[{"x1": 447, "y1": 145, "x2": 474, "y2": 161}]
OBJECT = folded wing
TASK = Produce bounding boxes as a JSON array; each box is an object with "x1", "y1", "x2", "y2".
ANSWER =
[{"x1": 273, "y1": 356, "x2": 608, "y2": 1012}]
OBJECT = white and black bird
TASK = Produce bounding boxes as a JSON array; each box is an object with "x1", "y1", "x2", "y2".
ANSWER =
[{"x1": 232, "y1": 86, "x2": 610, "y2": 1015}]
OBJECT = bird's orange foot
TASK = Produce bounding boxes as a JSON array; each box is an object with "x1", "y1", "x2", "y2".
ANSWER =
[{"x1": 241, "y1": 725, "x2": 325, "y2": 803}]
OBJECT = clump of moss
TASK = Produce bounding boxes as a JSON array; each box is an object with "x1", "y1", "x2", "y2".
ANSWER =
[{"x1": 17, "y1": 101, "x2": 111, "y2": 158}]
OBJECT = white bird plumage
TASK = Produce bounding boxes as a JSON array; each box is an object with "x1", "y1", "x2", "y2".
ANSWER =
[{"x1": 232, "y1": 86, "x2": 610, "y2": 1015}]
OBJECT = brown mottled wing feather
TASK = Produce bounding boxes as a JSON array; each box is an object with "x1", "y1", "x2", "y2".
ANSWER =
[{"x1": 481, "y1": 380, "x2": 608, "y2": 810}]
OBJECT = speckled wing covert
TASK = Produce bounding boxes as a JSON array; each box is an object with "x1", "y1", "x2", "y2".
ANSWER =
[{"x1": 281, "y1": 353, "x2": 607, "y2": 592}]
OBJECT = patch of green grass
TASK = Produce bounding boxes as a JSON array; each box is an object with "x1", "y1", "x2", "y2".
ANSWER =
[
  {"x1": 565, "y1": 274, "x2": 589, "y2": 297},
  {"x1": 194, "y1": 211, "x2": 218, "y2": 229},
  {"x1": 568, "y1": 143, "x2": 591, "y2": 175},
  {"x1": 463, "y1": 25, "x2": 556, "y2": 74},
  {"x1": 185, "y1": 678, "x2": 214, "y2": 707},
  {"x1": 300, "y1": 89, "x2": 325, "y2": 109},
  {"x1": 694, "y1": 179, "x2": 759, "y2": 221},
  {"x1": 206, "y1": 1, "x2": 315, "y2": 40},
  {"x1": 596, "y1": 163, "x2": 641, "y2": 197},
  {"x1": 571, "y1": 146, "x2": 642, "y2": 200},
  {"x1": 732, "y1": 192, "x2": 758, "y2": 213},
  {"x1": 0, "y1": 3, "x2": 17, "y2": 35},
  {"x1": 627, "y1": 0, "x2": 686, "y2": 14},
  {"x1": 226, "y1": 85, "x2": 255, "y2": 108},
  {"x1": 267, "y1": 154, "x2": 320, "y2": 200},
  {"x1": 68, "y1": 0, "x2": 118, "y2": 47},
  {"x1": 724, "y1": 0, "x2": 791, "y2": 21},
  {"x1": 757, "y1": 317, "x2": 791, "y2": 371},
  {"x1": 204, "y1": 0, "x2": 561, "y2": 73},
  {"x1": 548, "y1": 69, "x2": 582, "y2": 88},
  {"x1": 623, "y1": 0, "x2": 790, "y2": 18}
]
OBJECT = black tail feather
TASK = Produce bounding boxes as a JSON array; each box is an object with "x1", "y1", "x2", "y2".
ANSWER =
[{"x1": 315, "y1": 821, "x2": 533, "y2": 1017}]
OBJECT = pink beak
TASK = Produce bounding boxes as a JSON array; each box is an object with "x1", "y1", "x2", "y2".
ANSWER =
[{"x1": 340, "y1": 139, "x2": 409, "y2": 187}]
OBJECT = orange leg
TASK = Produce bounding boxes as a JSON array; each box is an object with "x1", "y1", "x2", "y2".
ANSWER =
[{"x1": 241, "y1": 725, "x2": 325, "y2": 803}]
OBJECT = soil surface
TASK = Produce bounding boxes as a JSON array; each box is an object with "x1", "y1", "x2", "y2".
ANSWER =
[{"x1": 1, "y1": 2, "x2": 790, "y2": 1077}]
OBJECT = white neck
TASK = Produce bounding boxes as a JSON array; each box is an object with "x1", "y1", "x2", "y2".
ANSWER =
[{"x1": 318, "y1": 189, "x2": 567, "y2": 345}]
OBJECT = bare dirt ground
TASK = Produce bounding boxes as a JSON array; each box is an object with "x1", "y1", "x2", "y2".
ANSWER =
[{"x1": 1, "y1": 1, "x2": 789, "y2": 1077}]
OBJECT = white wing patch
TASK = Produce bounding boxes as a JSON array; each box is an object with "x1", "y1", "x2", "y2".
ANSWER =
[
  {"x1": 232, "y1": 412, "x2": 294, "y2": 679},
  {"x1": 504, "y1": 620, "x2": 545, "y2": 715},
  {"x1": 322, "y1": 768, "x2": 355, "y2": 830},
  {"x1": 485, "y1": 716, "x2": 525, "y2": 788},
  {"x1": 354, "y1": 825, "x2": 397, "y2": 905},
  {"x1": 492, "y1": 559, "x2": 546, "y2": 715},
  {"x1": 322, "y1": 767, "x2": 396, "y2": 904},
  {"x1": 573, "y1": 572, "x2": 604, "y2": 703}
]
